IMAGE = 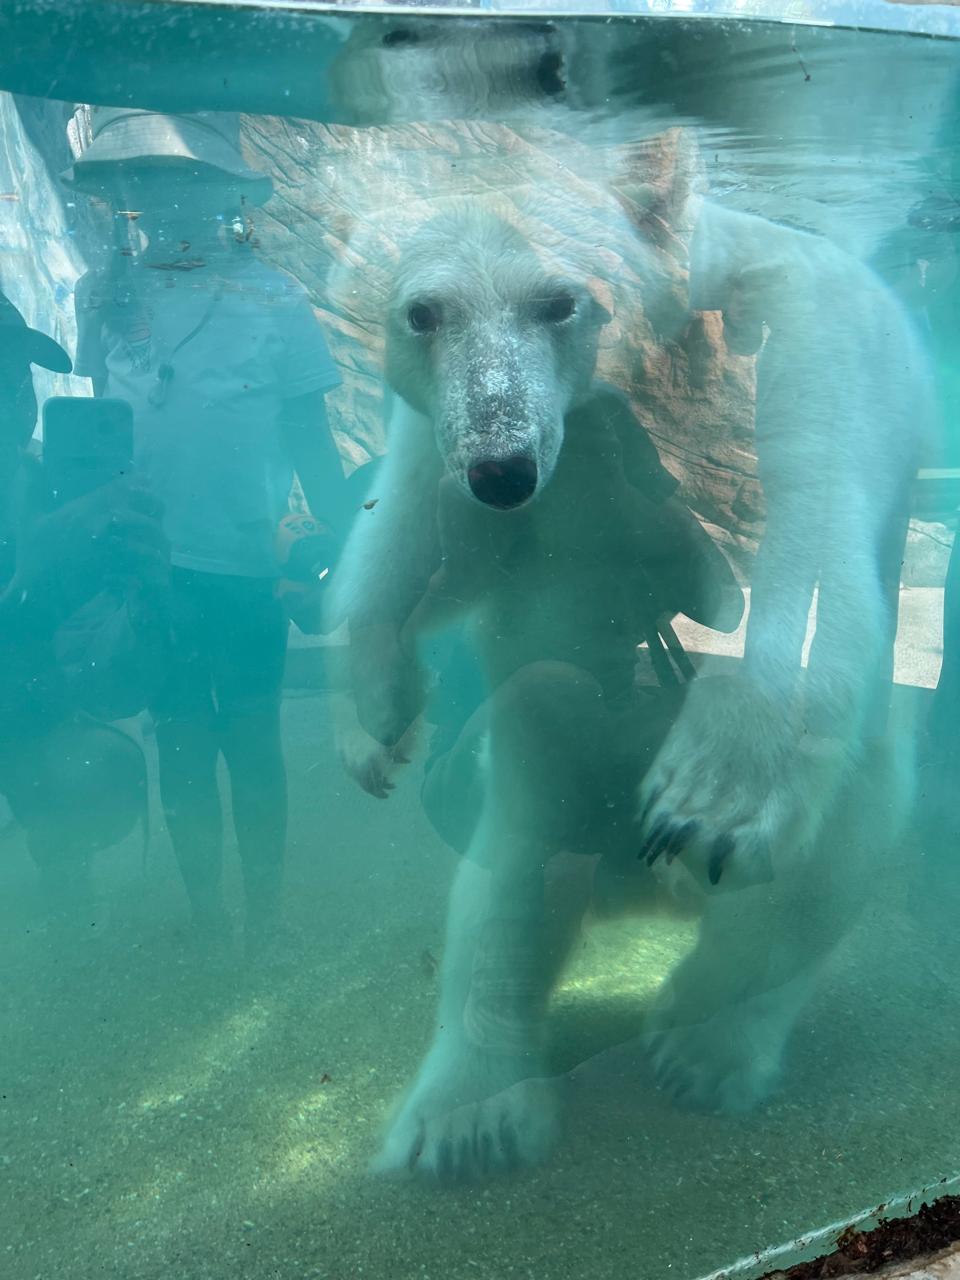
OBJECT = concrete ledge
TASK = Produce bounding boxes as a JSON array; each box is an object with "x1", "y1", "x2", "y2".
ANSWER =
[
  {"x1": 287, "y1": 585, "x2": 947, "y2": 695},
  {"x1": 283, "y1": 623, "x2": 346, "y2": 691},
  {"x1": 884, "y1": 1241, "x2": 960, "y2": 1277}
]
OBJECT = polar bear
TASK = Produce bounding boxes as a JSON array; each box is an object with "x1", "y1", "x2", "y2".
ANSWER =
[
  {"x1": 326, "y1": 13, "x2": 958, "y2": 261},
  {"x1": 328, "y1": 200, "x2": 926, "y2": 1179}
]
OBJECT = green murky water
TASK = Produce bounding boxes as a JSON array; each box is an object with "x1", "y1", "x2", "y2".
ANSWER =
[{"x1": 1, "y1": 5, "x2": 959, "y2": 1277}]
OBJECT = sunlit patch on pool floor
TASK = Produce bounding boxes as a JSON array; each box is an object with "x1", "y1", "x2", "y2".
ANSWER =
[
  {"x1": 550, "y1": 913, "x2": 698, "y2": 1072},
  {"x1": 3, "y1": 693, "x2": 960, "y2": 1280},
  {"x1": 136, "y1": 998, "x2": 275, "y2": 1113}
]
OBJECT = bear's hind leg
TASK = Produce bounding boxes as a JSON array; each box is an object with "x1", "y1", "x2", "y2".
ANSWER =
[
  {"x1": 375, "y1": 850, "x2": 589, "y2": 1179},
  {"x1": 646, "y1": 736, "x2": 911, "y2": 1113},
  {"x1": 376, "y1": 662, "x2": 609, "y2": 1179}
]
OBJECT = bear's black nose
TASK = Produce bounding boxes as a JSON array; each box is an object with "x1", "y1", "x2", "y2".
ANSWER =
[{"x1": 467, "y1": 456, "x2": 538, "y2": 509}]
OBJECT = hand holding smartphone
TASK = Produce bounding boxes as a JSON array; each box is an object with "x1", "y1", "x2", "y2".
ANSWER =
[
  {"x1": 10, "y1": 396, "x2": 170, "y2": 623},
  {"x1": 41, "y1": 396, "x2": 134, "y2": 507}
]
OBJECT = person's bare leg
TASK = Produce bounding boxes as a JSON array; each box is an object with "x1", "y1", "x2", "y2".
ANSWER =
[
  {"x1": 155, "y1": 712, "x2": 227, "y2": 937},
  {"x1": 220, "y1": 703, "x2": 287, "y2": 954},
  {"x1": 212, "y1": 576, "x2": 289, "y2": 959},
  {"x1": 152, "y1": 571, "x2": 229, "y2": 942}
]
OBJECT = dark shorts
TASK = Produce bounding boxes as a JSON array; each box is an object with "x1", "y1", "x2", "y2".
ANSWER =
[{"x1": 151, "y1": 568, "x2": 288, "y2": 724}]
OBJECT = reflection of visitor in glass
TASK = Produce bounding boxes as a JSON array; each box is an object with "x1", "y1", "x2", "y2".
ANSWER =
[
  {"x1": 0, "y1": 291, "x2": 165, "y2": 919},
  {"x1": 64, "y1": 109, "x2": 348, "y2": 959}
]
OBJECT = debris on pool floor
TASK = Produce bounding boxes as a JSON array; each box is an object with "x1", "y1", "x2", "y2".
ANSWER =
[{"x1": 762, "y1": 1197, "x2": 960, "y2": 1278}]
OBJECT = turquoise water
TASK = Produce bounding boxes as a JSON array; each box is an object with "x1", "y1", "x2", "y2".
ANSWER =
[{"x1": 1, "y1": 5, "x2": 960, "y2": 1277}]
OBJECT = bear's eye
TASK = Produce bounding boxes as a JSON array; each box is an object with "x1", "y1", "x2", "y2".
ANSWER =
[
  {"x1": 534, "y1": 293, "x2": 576, "y2": 324},
  {"x1": 407, "y1": 302, "x2": 441, "y2": 334},
  {"x1": 382, "y1": 28, "x2": 420, "y2": 47}
]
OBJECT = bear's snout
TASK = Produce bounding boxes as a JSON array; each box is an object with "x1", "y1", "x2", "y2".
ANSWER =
[{"x1": 467, "y1": 456, "x2": 538, "y2": 509}]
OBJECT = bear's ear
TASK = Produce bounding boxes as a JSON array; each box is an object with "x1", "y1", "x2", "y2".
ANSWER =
[{"x1": 589, "y1": 294, "x2": 612, "y2": 327}]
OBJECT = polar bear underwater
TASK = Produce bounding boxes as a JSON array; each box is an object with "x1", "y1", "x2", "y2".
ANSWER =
[{"x1": 327, "y1": 184, "x2": 932, "y2": 1179}]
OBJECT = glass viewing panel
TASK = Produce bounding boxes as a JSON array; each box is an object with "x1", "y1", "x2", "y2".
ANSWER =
[{"x1": 0, "y1": 3, "x2": 958, "y2": 1277}]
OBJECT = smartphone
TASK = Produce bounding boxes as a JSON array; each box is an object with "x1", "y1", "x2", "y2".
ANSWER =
[{"x1": 42, "y1": 397, "x2": 134, "y2": 506}]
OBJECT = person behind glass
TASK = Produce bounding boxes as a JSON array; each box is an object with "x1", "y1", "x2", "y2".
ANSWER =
[
  {"x1": 63, "y1": 109, "x2": 349, "y2": 957},
  {"x1": 0, "y1": 291, "x2": 167, "y2": 915}
]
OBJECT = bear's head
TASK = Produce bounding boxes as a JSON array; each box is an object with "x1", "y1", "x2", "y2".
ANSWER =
[
  {"x1": 327, "y1": 17, "x2": 565, "y2": 127},
  {"x1": 385, "y1": 208, "x2": 610, "y2": 509}
]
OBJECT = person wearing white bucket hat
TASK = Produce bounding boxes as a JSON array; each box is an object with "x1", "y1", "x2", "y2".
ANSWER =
[{"x1": 68, "y1": 107, "x2": 350, "y2": 959}]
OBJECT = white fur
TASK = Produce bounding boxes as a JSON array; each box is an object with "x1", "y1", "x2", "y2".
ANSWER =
[
  {"x1": 637, "y1": 202, "x2": 930, "y2": 888},
  {"x1": 328, "y1": 205, "x2": 924, "y2": 1180}
]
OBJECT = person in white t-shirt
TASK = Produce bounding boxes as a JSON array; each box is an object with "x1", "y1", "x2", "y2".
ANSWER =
[{"x1": 65, "y1": 108, "x2": 351, "y2": 957}]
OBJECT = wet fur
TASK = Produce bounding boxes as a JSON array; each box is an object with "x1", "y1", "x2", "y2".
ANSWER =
[{"x1": 329, "y1": 207, "x2": 923, "y2": 1180}]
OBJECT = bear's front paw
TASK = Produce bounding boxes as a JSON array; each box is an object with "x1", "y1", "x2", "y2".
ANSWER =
[
  {"x1": 335, "y1": 721, "x2": 412, "y2": 799},
  {"x1": 636, "y1": 676, "x2": 847, "y2": 888}
]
